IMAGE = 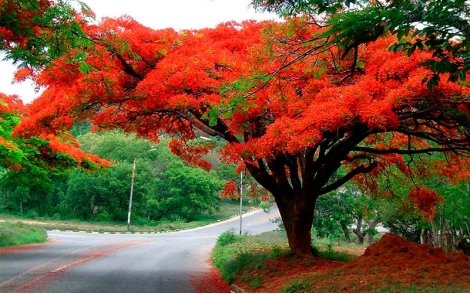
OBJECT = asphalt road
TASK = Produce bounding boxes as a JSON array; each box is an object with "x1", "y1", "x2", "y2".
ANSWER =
[{"x1": 0, "y1": 207, "x2": 280, "y2": 293}]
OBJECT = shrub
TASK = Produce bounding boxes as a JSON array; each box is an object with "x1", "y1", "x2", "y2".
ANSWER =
[{"x1": 217, "y1": 230, "x2": 238, "y2": 246}]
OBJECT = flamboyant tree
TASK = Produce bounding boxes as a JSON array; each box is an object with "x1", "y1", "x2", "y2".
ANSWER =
[
  {"x1": 252, "y1": 0, "x2": 469, "y2": 88},
  {"x1": 17, "y1": 16, "x2": 469, "y2": 254},
  {"x1": 0, "y1": 91, "x2": 108, "y2": 172},
  {"x1": 0, "y1": 0, "x2": 107, "y2": 170},
  {"x1": 0, "y1": 0, "x2": 93, "y2": 67}
]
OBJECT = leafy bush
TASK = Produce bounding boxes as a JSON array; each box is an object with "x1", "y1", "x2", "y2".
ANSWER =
[
  {"x1": 217, "y1": 230, "x2": 238, "y2": 246},
  {"x1": 93, "y1": 211, "x2": 111, "y2": 222}
]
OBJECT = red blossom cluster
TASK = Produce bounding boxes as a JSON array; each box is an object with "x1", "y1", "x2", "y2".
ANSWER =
[
  {"x1": 408, "y1": 186, "x2": 443, "y2": 220},
  {"x1": 221, "y1": 180, "x2": 238, "y2": 199}
]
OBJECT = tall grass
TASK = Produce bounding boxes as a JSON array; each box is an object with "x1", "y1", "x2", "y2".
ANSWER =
[
  {"x1": 0, "y1": 222, "x2": 47, "y2": 247},
  {"x1": 212, "y1": 230, "x2": 289, "y2": 284}
]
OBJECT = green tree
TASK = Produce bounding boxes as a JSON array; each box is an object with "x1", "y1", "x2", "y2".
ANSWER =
[
  {"x1": 155, "y1": 161, "x2": 222, "y2": 221},
  {"x1": 313, "y1": 188, "x2": 355, "y2": 242},
  {"x1": 64, "y1": 161, "x2": 155, "y2": 220},
  {"x1": 63, "y1": 131, "x2": 223, "y2": 222}
]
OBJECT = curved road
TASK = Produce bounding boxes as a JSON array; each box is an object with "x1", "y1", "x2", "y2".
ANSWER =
[{"x1": 0, "y1": 208, "x2": 280, "y2": 292}]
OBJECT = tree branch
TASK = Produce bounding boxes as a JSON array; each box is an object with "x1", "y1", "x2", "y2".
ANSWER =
[
  {"x1": 319, "y1": 161, "x2": 378, "y2": 196},
  {"x1": 352, "y1": 146, "x2": 467, "y2": 155}
]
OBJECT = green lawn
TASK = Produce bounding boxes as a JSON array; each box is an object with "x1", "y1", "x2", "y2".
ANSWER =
[{"x1": 0, "y1": 222, "x2": 48, "y2": 247}]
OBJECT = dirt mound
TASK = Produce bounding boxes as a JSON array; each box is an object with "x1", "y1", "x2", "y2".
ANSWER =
[
  {"x1": 231, "y1": 234, "x2": 470, "y2": 292},
  {"x1": 332, "y1": 233, "x2": 470, "y2": 292},
  {"x1": 362, "y1": 233, "x2": 465, "y2": 265}
]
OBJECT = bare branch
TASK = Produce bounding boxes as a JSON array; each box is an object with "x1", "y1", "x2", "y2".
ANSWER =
[{"x1": 319, "y1": 161, "x2": 378, "y2": 195}]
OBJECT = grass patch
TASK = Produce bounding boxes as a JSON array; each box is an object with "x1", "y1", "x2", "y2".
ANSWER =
[
  {"x1": 316, "y1": 245, "x2": 354, "y2": 262},
  {"x1": 212, "y1": 230, "x2": 356, "y2": 284},
  {"x1": 212, "y1": 230, "x2": 289, "y2": 283},
  {"x1": 0, "y1": 222, "x2": 47, "y2": 247}
]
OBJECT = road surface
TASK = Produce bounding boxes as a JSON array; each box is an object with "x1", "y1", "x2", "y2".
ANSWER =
[{"x1": 0, "y1": 208, "x2": 280, "y2": 292}]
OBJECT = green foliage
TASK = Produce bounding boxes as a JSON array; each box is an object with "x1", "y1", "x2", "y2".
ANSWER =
[
  {"x1": 313, "y1": 188, "x2": 355, "y2": 240},
  {"x1": 0, "y1": 130, "x2": 235, "y2": 224},
  {"x1": 383, "y1": 211, "x2": 423, "y2": 243},
  {"x1": 155, "y1": 161, "x2": 222, "y2": 221},
  {"x1": 217, "y1": 230, "x2": 239, "y2": 246},
  {"x1": 0, "y1": 110, "x2": 25, "y2": 168},
  {"x1": 0, "y1": 0, "x2": 94, "y2": 67},
  {"x1": 218, "y1": 251, "x2": 269, "y2": 283},
  {"x1": 0, "y1": 222, "x2": 47, "y2": 247},
  {"x1": 252, "y1": 0, "x2": 357, "y2": 16}
]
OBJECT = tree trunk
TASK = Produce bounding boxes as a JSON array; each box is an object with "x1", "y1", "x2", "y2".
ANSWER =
[
  {"x1": 275, "y1": 191, "x2": 316, "y2": 255},
  {"x1": 353, "y1": 215, "x2": 365, "y2": 244},
  {"x1": 340, "y1": 222, "x2": 351, "y2": 242},
  {"x1": 431, "y1": 221, "x2": 439, "y2": 247},
  {"x1": 366, "y1": 216, "x2": 380, "y2": 245}
]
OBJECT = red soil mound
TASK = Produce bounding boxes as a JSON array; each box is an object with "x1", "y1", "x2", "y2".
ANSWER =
[
  {"x1": 314, "y1": 233, "x2": 470, "y2": 292},
  {"x1": 356, "y1": 233, "x2": 469, "y2": 273},
  {"x1": 233, "y1": 233, "x2": 470, "y2": 292}
]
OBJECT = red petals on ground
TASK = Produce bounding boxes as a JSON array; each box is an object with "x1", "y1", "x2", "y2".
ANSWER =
[{"x1": 191, "y1": 264, "x2": 232, "y2": 293}]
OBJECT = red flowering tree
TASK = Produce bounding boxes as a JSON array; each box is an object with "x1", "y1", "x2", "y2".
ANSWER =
[
  {"x1": 0, "y1": 92, "x2": 109, "y2": 171},
  {"x1": 17, "y1": 17, "x2": 470, "y2": 254},
  {"x1": 0, "y1": 0, "x2": 93, "y2": 67}
]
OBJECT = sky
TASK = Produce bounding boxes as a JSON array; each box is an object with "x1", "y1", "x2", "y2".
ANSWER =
[{"x1": 0, "y1": 0, "x2": 279, "y2": 103}]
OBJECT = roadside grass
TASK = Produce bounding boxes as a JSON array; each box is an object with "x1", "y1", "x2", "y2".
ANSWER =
[
  {"x1": 212, "y1": 230, "x2": 357, "y2": 289},
  {"x1": 0, "y1": 222, "x2": 47, "y2": 247},
  {"x1": 0, "y1": 200, "x2": 255, "y2": 234},
  {"x1": 212, "y1": 230, "x2": 289, "y2": 284},
  {"x1": 213, "y1": 231, "x2": 470, "y2": 292}
]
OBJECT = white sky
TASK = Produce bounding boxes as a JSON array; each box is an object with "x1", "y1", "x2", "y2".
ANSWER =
[{"x1": 0, "y1": 0, "x2": 278, "y2": 103}]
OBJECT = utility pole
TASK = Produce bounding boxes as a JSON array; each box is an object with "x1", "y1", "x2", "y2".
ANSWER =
[
  {"x1": 239, "y1": 171, "x2": 243, "y2": 235},
  {"x1": 127, "y1": 158, "x2": 136, "y2": 231}
]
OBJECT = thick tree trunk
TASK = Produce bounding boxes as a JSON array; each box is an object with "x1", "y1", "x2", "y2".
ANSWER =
[{"x1": 275, "y1": 191, "x2": 316, "y2": 255}]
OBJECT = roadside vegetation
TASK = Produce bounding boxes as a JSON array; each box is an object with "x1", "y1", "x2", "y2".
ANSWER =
[
  {"x1": 212, "y1": 230, "x2": 358, "y2": 286},
  {"x1": 0, "y1": 222, "x2": 47, "y2": 247},
  {"x1": 212, "y1": 230, "x2": 470, "y2": 292},
  {"x1": 0, "y1": 200, "x2": 254, "y2": 234},
  {"x1": 0, "y1": 129, "x2": 267, "y2": 240},
  {"x1": 0, "y1": 130, "x2": 265, "y2": 229}
]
